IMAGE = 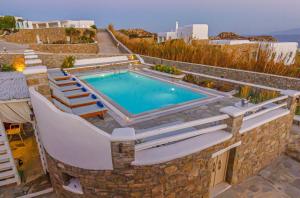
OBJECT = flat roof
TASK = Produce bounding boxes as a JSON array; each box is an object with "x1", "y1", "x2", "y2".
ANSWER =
[{"x1": 0, "y1": 72, "x2": 29, "y2": 101}]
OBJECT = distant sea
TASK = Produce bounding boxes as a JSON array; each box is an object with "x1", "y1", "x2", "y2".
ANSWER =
[{"x1": 272, "y1": 34, "x2": 300, "y2": 46}]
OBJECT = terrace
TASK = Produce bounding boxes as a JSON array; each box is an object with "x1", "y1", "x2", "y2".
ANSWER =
[{"x1": 1, "y1": 51, "x2": 299, "y2": 197}]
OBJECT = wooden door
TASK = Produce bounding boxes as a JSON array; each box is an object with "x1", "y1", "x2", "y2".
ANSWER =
[{"x1": 210, "y1": 151, "x2": 229, "y2": 187}]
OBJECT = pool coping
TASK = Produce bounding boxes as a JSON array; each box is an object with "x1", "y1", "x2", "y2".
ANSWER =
[{"x1": 76, "y1": 69, "x2": 225, "y2": 126}]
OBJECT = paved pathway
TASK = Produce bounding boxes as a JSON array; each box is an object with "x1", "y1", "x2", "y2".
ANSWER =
[
  {"x1": 96, "y1": 30, "x2": 123, "y2": 55},
  {"x1": 217, "y1": 155, "x2": 300, "y2": 198},
  {"x1": 0, "y1": 40, "x2": 29, "y2": 53}
]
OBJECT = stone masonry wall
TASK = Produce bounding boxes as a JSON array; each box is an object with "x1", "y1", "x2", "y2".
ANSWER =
[
  {"x1": 0, "y1": 53, "x2": 121, "y2": 68},
  {"x1": 230, "y1": 114, "x2": 292, "y2": 184},
  {"x1": 46, "y1": 138, "x2": 237, "y2": 198},
  {"x1": 30, "y1": 43, "x2": 99, "y2": 54},
  {"x1": 4, "y1": 28, "x2": 67, "y2": 44},
  {"x1": 45, "y1": 112, "x2": 292, "y2": 198},
  {"x1": 141, "y1": 55, "x2": 300, "y2": 90}
]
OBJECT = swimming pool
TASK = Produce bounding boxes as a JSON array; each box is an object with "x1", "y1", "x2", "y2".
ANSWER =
[{"x1": 81, "y1": 71, "x2": 208, "y2": 115}]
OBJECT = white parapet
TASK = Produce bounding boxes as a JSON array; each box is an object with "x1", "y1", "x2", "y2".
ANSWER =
[
  {"x1": 23, "y1": 65, "x2": 47, "y2": 75},
  {"x1": 29, "y1": 88, "x2": 113, "y2": 170}
]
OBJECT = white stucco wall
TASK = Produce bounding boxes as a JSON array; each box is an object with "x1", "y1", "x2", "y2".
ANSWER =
[
  {"x1": 259, "y1": 42, "x2": 298, "y2": 65},
  {"x1": 177, "y1": 24, "x2": 208, "y2": 42},
  {"x1": 29, "y1": 87, "x2": 113, "y2": 170},
  {"x1": 210, "y1": 40, "x2": 251, "y2": 45}
]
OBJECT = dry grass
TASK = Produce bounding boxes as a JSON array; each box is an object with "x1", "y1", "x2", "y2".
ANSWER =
[{"x1": 110, "y1": 26, "x2": 300, "y2": 78}]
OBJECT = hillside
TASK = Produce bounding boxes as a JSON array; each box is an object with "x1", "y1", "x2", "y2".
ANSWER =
[
  {"x1": 119, "y1": 28, "x2": 156, "y2": 39},
  {"x1": 210, "y1": 32, "x2": 277, "y2": 42}
]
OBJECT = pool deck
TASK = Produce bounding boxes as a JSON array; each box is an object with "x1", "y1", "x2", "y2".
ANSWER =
[{"x1": 79, "y1": 65, "x2": 240, "y2": 133}]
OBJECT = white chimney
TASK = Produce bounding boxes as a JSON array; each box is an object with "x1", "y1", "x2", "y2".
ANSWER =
[{"x1": 175, "y1": 21, "x2": 179, "y2": 32}]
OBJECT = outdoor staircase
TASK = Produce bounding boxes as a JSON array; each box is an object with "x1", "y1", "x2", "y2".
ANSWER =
[{"x1": 0, "y1": 125, "x2": 21, "y2": 187}]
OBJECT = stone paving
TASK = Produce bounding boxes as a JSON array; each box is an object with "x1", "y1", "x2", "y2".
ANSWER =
[
  {"x1": 97, "y1": 30, "x2": 123, "y2": 55},
  {"x1": 217, "y1": 155, "x2": 300, "y2": 198},
  {"x1": 287, "y1": 124, "x2": 300, "y2": 161}
]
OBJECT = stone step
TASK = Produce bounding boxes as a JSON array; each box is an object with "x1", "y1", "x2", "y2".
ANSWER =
[
  {"x1": 0, "y1": 144, "x2": 7, "y2": 153},
  {"x1": 0, "y1": 177, "x2": 17, "y2": 187},
  {"x1": 0, "y1": 170, "x2": 15, "y2": 180},
  {"x1": 0, "y1": 162, "x2": 12, "y2": 172},
  {"x1": 0, "y1": 154, "x2": 10, "y2": 163}
]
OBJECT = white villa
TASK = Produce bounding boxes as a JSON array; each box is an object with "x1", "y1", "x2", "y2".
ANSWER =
[
  {"x1": 210, "y1": 40, "x2": 299, "y2": 65},
  {"x1": 15, "y1": 17, "x2": 95, "y2": 29},
  {"x1": 157, "y1": 22, "x2": 209, "y2": 43}
]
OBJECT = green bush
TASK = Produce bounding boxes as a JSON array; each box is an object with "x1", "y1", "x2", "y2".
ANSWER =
[
  {"x1": 90, "y1": 25, "x2": 97, "y2": 30},
  {"x1": 0, "y1": 16, "x2": 16, "y2": 30},
  {"x1": 61, "y1": 56, "x2": 75, "y2": 68},
  {"x1": 151, "y1": 64, "x2": 182, "y2": 75},
  {"x1": 1, "y1": 64, "x2": 15, "y2": 72}
]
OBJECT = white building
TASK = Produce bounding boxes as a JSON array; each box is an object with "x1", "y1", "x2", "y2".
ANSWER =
[
  {"x1": 210, "y1": 39, "x2": 298, "y2": 65},
  {"x1": 157, "y1": 22, "x2": 209, "y2": 43},
  {"x1": 210, "y1": 40, "x2": 251, "y2": 45},
  {"x1": 16, "y1": 18, "x2": 95, "y2": 29},
  {"x1": 259, "y1": 42, "x2": 298, "y2": 65},
  {"x1": 177, "y1": 24, "x2": 209, "y2": 42}
]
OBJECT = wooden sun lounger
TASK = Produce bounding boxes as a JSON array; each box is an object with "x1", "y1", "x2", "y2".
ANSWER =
[
  {"x1": 48, "y1": 75, "x2": 77, "y2": 86},
  {"x1": 49, "y1": 81, "x2": 83, "y2": 92},
  {"x1": 50, "y1": 84, "x2": 90, "y2": 99},
  {"x1": 52, "y1": 99, "x2": 108, "y2": 119},
  {"x1": 48, "y1": 69, "x2": 70, "y2": 80},
  {"x1": 52, "y1": 88, "x2": 100, "y2": 108}
]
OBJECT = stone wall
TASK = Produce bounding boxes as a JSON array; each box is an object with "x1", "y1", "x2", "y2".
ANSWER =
[
  {"x1": 230, "y1": 114, "x2": 292, "y2": 184},
  {"x1": 0, "y1": 53, "x2": 24, "y2": 65},
  {"x1": 46, "y1": 112, "x2": 293, "y2": 198},
  {"x1": 4, "y1": 28, "x2": 67, "y2": 44},
  {"x1": 141, "y1": 55, "x2": 300, "y2": 90},
  {"x1": 105, "y1": 29, "x2": 132, "y2": 54},
  {"x1": 46, "y1": 138, "x2": 236, "y2": 198},
  {"x1": 30, "y1": 43, "x2": 99, "y2": 54},
  {"x1": 0, "y1": 53, "x2": 121, "y2": 69}
]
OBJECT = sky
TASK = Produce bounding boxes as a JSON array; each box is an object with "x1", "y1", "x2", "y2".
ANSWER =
[{"x1": 1, "y1": 0, "x2": 300, "y2": 35}]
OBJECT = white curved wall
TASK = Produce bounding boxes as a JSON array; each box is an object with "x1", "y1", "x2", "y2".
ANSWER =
[{"x1": 29, "y1": 88, "x2": 113, "y2": 170}]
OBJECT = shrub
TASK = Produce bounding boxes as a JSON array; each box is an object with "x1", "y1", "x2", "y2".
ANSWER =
[
  {"x1": 109, "y1": 25, "x2": 300, "y2": 78},
  {"x1": 183, "y1": 74, "x2": 197, "y2": 84},
  {"x1": 235, "y1": 86, "x2": 280, "y2": 104},
  {"x1": 151, "y1": 64, "x2": 182, "y2": 75},
  {"x1": 61, "y1": 56, "x2": 75, "y2": 68},
  {"x1": 1, "y1": 64, "x2": 15, "y2": 72},
  {"x1": 90, "y1": 25, "x2": 97, "y2": 30},
  {"x1": 78, "y1": 35, "x2": 94, "y2": 43},
  {"x1": 0, "y1": 16, "x2": 16, "y2": 30},
  {"x1": 65, "y1": 27, "x2": 80, "y2": 44}
]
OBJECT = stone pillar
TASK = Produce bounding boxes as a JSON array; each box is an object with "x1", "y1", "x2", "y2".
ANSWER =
[
  {"x1": 281, "y1": 90, "x2": 300, "y2": 115},
  {"x1": 111, "y1": 128, "x2": 135, "y2": 169},
  {"x1": 220, "y1": 106, "x2": 244, "y2": 137},
  {"x1": 23, "y1": 66, "x2": 51, "y2": 101}
]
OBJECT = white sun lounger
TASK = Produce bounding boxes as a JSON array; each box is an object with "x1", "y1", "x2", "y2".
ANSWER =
[
  {"x1": 48, "y1": 69, "x2": 70, "y2": 80},
  {"x1": 49, "y1": 81, "x2": 83, "y2": 92},
  {"x1": 48, "y1": 75, "x2": 77, "y2": 86},
  {"x1": 52, "y1": 98, "x2": 107, "y2": 118},
  {"x1": 50, "y1": 83, "x2": 89, "y2": 98},
  {"x1": 52, "y1": 88, "x2": 101, "y2": 108}
]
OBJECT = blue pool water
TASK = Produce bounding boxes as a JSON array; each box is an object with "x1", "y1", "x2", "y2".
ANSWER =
[{"x1": 81, "y1": 71, "x2": 208, "y2": 115}]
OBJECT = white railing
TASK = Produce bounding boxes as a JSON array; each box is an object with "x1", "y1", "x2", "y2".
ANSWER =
[
  {"x1": 135, "y1": 114, "x2": 229, "y2": 151},
  {"x1": 242, "y1": 95, "x2": 288, "y2": 121}
]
